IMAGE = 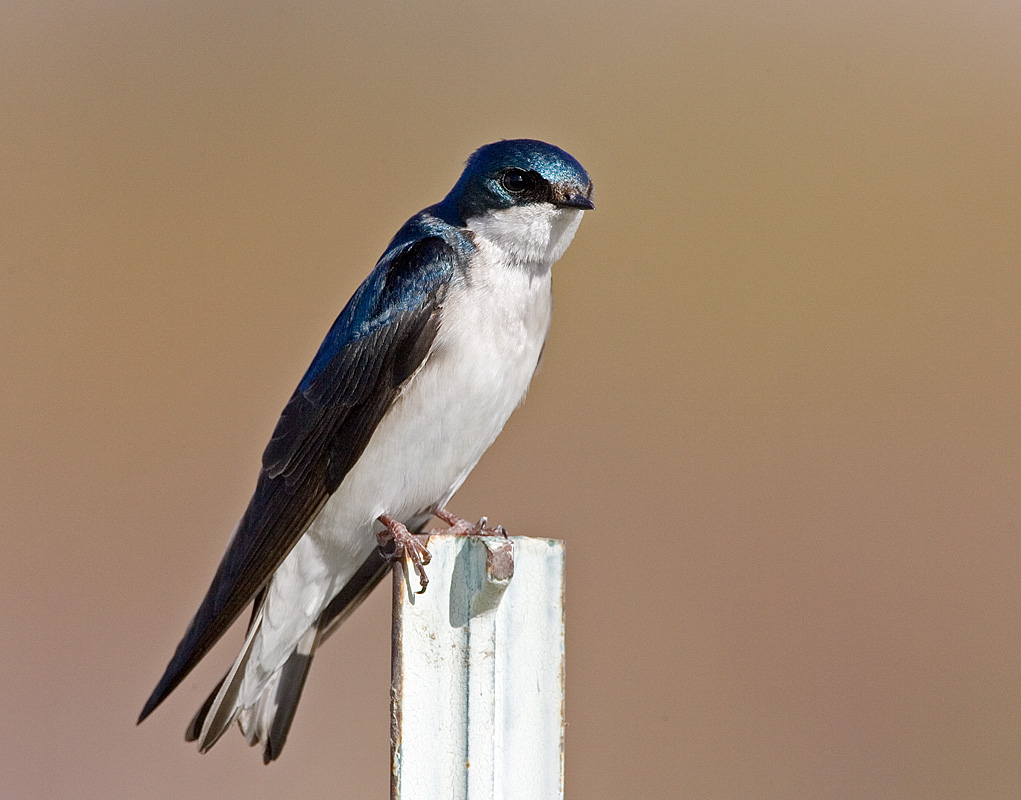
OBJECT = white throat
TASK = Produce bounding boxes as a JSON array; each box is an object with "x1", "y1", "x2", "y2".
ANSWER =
[{"x1": 466, "y1": 204, "x2": 585, "y2": 273}]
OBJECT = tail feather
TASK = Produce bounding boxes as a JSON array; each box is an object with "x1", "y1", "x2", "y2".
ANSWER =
[
  {"x1": 266, "y1": 624, "x2": 320, "y2": 761},
  {"x1": 193, "y1": 602, "x2": 265, "y2": 752},
  {"x1": 184, "y1": 675, "x2": 225, "y2": 743},
  {"x1": 238, "y1": 623, "x2": 322, "y2": 762},
  {"x1": 186, "y1": 589, "x2": 265, "y2": 744}
]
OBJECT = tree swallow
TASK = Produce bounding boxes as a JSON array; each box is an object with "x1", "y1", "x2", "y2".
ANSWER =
[{"x1": 137, "y1": 139, "x2": 593, "y2": 762}]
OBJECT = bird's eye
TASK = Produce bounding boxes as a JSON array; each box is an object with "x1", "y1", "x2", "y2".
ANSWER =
[{"x1": 500, "y1": 169, "x2": 531, "y2": 194}]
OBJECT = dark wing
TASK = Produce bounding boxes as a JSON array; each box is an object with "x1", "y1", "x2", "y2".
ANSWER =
[{"x1": 139, "y1": 235, "x2": 459, "y2": 722}]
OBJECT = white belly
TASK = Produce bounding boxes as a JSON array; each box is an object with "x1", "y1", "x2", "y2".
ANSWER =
[{"x1": 248, "y1": 252, "x2": 553, "y2": 681}]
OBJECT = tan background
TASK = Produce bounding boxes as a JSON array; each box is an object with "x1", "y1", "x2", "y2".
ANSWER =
[{"x1": 2, "y1": 1, "x2": 1020, "y2": 798}]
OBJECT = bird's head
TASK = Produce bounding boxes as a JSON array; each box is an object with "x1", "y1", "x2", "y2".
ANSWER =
[{"x1": 442, "y1": 139, "x2": 594, "y2": 269}]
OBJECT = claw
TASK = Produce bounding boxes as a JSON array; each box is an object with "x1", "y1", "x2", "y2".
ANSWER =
[
  {"x1": 377, "y1": 514, "x2": 431, "y2": 593},
  {"x1": 432, "y1": 506, "x2": 509, "y2": 538}
]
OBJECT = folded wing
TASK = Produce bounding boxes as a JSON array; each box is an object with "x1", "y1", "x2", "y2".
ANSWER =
[{"x1": 139, "y1": 234, "x2": 460, "y2": 723}]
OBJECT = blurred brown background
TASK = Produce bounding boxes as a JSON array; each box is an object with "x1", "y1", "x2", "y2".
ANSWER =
[{"x1": 2, "y1": 1, "x2": 1020, "y2": 798}]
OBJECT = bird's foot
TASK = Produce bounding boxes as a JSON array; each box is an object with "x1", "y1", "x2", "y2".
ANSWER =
[
  {"x1": 432, "y1": 506, "x2": 508, "y2": 538},
  {"x1": 377, "y1": 514, "x2": 432, "y2": 594}
]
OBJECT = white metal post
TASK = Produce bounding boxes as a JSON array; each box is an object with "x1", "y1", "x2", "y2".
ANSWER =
[{"x1": 390, "y1": 534, "x2": 566, "y2": 800}]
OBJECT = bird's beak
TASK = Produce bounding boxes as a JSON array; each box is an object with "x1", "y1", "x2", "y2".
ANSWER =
[{"x1": 556, "y1": 193, "x2": 595, "y2": 211}]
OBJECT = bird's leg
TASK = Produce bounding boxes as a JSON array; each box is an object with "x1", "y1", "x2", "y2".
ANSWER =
[
  {"x1": 432, "y1": 506, "x2": 508, "y2": 538},
  {"x1": 377, "y1": 514, "x2": 432, "y2": 594}
]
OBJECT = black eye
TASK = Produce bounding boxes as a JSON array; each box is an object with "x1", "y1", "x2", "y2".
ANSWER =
[{"x1": 500, "y1": 168, "x2": 531, "y2": 194}]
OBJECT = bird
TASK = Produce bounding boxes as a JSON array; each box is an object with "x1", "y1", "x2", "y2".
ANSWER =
[{"x1": 137, "y1": 138, "x2": 593, "y2": 762}]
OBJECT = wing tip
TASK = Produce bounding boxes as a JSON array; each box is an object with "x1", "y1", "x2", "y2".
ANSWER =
[
  {"x1": 138, "y1": 677, "x2": 173, "y2": 724},
  {"x1": 137, "y1": 637, "x2": 199, "y2": 726}
]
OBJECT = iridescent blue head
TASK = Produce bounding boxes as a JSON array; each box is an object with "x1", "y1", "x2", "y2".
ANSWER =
[{"x1": 442, "y1": 139, "x2": 594, "y2": 224}]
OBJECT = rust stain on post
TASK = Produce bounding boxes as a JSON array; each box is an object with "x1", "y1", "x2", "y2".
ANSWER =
[
  {"x1": 390, "y1": 558, "x2": 404, "y2": 800},
  {"x1": 484, "y1": 538, "x2": 514, "y2": 582}
]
